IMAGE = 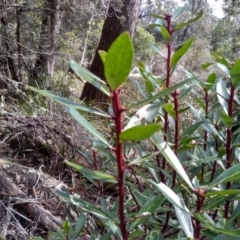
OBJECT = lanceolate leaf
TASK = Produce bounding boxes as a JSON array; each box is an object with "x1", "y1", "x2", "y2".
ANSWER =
[
  {"x1": 172, "y1": 6, "x2": 186, "y2": 20},
  {"x1": 230, "y1": 59, "x2": 240, "y2": 85},
  {"x1": 171, "y1": 38, "x2": 194, "y2": 68},
  {"x1": 131, "y1": 78, "x2": 193, "y2": 109},
  {"x1": 216, "y1": 79, "x2": 229, "y2": 114},
  {"x1": 161, "y1": 26, "x2": 171, "y2": 43},
  {"x1": 151, "y1": 132, "x2": 193, "y2": 189},
  {"x1": 194, "y1": 213, "x2": 240, "y2": 237},
  {"x1": 163, "y1": 103, "x2": 176, "y2": 118},
  {"x1": 230, "y1": 204, "x2": 240, "y2": 222},
  {"x1": 66, "y1": 107, "x2": 111, "y2": 147},
  {"x1": 98, "y1": 50, "x2": 107, "y2": 64},
  {"x1": 28, "y1": 86, "x2": 110, "y2": 118},
  {"x1": 70, "y1": 60, "x2": 110, "y2": 96},
  {"x1": 218, "y1": 110, "x2": 233, "y2": 128},
  {"x1": 65, "y1": 160, "x2": 117, "y2": 183},
  {"x1": 104, "y1": 32, "x2": 134, "y2": 90},
  {"x1": 175, "y1": 10, "x2": 203, "y2": 30},
  {"x1": 174, "y1": 195, "x2": 194, "y2": 238},
  {"x1": 149, "y1": 181, "x2": 190, "y2": 213},
  {"x1": 205, "y1": 73, "x2": 216, "y2": 91},
  {"x1": 207, "y1": 163, "x2": 240, "y2": 190},
  {"x1": 120, "y1": 124, "x2": 161, "y2": 142}
]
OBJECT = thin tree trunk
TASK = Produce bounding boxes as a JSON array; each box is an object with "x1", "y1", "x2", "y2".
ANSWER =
[
  {"x1": 0, "y1": 16, "x2": 19, "y2": 83},
  {"x1": 30, "y1": 0, "x2": 63, "y2": 80},
  {"x1": 30, "y1": 0, "x2": 49, "y2": 79},
  {"x1": 80, "y1": 0, "x2": 142, "y2": 105},
  {"x1": 48, "y1": 0, "x2": 63, "y2": 77}
]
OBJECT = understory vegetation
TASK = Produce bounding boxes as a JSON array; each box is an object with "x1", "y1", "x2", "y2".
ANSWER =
[{"x1": 1, "y1": 1, "x2": 240, "y2": 240}]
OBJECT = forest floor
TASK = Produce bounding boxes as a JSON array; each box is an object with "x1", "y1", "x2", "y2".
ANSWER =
[{"x1": 0, "y1": 75, "x2": 102, "y2": 240}]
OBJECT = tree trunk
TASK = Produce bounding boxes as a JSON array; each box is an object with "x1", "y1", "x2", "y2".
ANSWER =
[
  {"x1": 48, "y1": 0, "x2": 64, "y2": 77},
  {"x1": 30, "y1": 0, "x2": 63, "y2": 80},
  {"x1": 80, "y1": 0, "x2": 142, "y2": 106}
]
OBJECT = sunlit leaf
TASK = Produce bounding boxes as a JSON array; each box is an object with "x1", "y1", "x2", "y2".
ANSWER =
[
  {"x1": 98, "y1": 50, "x2": 107, "y2": 64},
  {"x1": 172, "y1": 6, "x2": 186, "y2": 20},
  {"x1": 104, "y1": 32, "x2": 134, "y2": 90},
  {"x1": 28, "y1": 86, "x2": 110, "y2": 118},
  {"x1": 174, "y1": 194, "x2": 194, "y2": 238},
  {"x1": 194, "y1": 213, "x2": 240, "y2": 237},
  {"x1": 149, "y1": 181, "x2": 190, "y2": 213},
  {"x1": 175, "y1": 11, "x2": 203, "y2": 30},
  {"x1": 216, "y1": 78, "x2": 229, "y2": 114},
  {"x1": 161, "y1": 26, "x2": 171, "y2": 43},
  {"x1": 66, "y1": 107, "x2": 111, "y2": 147},
  {"x1": 230, "y1": 59, "x2": 240, "y2": 85},
  {"x1": 151, "y1": 132, "x2": 193, "y2": 189},
  {"x1": 171, "y1": 38, "x2": 194, "y2": 68},
  {"x1": 218, "y1": 110, "x2": 233, "y2": 128},
  {"x1": 120, "y1": 124, "x2": 161, "y2": 142},
  {"x1": 205, "y1": 73, "x2": 216, "y2": 91},
  {"x1": 131, "y1": 78, "x2": 193, "y2": 109},
  {"x1": 163, "y1": 103, "x2": 176, "y2": 118},
  {"x1": 65, "y1": 160, "x2": 117, "y2": 183},
  {"x1": 208, "y1": 163, "x2": 240, "y2": 190},
  {"x1": 70, "y1": 59, "x2": 110, "y2": 96}
]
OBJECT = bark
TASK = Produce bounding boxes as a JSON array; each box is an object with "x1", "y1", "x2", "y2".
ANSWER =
[
  {"x1": 0, "y1": 16, "x2": 19, "y2": 84},
  {"x1": 30, "y1": 0, "x2": 49, "y2": 79},
  {"x1": 30, "y1": 0, "x2": 63, "y2": 79},
  {"x1": 48, "y1": 0, "x2": 64, "y2": 77},
  {"x1": 80, "y1": 0, "x2": 142, "y2": 105}
]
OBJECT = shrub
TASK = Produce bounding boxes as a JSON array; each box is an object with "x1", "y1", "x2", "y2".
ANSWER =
[{"x1": 32, "y1": 5, "x2": 240, "y2": 240}]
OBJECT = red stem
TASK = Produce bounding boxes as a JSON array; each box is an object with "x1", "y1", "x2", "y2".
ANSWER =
[
  {"x1": 112, "y1": 90, "x2": 128, "y2": 239},
  {"x1": 224, "y1": 84, "x2": 235, "y2": 218},
  {"x1": 202, "y1": 89, "x2": 209, "y2": 182},
  {"x1": 162, "y1": 13, "x2": 173, "y2": 182},
  {"x1": 172, "y1": 90, "x2": 179, "y2": 188}
]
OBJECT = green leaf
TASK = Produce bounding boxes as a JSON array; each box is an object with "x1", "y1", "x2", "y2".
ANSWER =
[
  {"x1": 98, "y1": 50, "x2": 107, "y2": 64},
  {"x1": 205, "y1": 73, "x2": 216, "y2": 91},
  {"x1": 71, "y1": 214, "x2": 86, "y2": 239},
  {"x1": 149, "y1": 181, "x2": 190, "y2": 213},
  {"x1": 230, "y1": 59, "x2": 240, "y2": 85},
  {"x1": 218, "y1": 110, "x2": 233, "y2": 128},
  {"x1": 131, "y1": 78, "x2": 193, "y2": 109},
  {"x1": 104, "y1": 32, "x2": 134, "y2": 90},
  {"x1": 182, "y1": 122, "x2": 202, "y2": 138},
  {"x1": 172, "y1": 6, "x2": 186, "y2": 20},
  {"x1": 70, "y1": 60, "x2": 110, "y2": 96},
  {"x1": 174, "y1": 196, "x2": 194, "y2": 238},
  {"x1": 62, "y1": 219, "x2": 71, "y2": 235},
  {"x1": 120, "y1": 124, "x2": 161, "y2": 142},
  {"x1": 175, "y1": 10, "x2": 203, "y2": 30},
  {"x1": 230, "y1": 204, "x2": 240, "y2": 222},
  {"x1": 205, "y1": 189, "x2": 240, "y2": 197},
  {"x1": 28, "y1": 86, "x2": 110, "y2": 118},
  {"x1": 216, "y1": 79, "x2": 229, "y2": 114},
  {"x1": 213, "y1": 234, "x2": 240, "y2": 240},
  {"x1": 146, "y1": 78, "x2": 154, "y2": 93},
  {"x1": 149, "y1": 43, "x2": 166, "y2": 58},
  {"x1": 66, "y1": 107, "x2": 111, "y2": 147},
  {"x1": 195, "y1": 97, "x2": 205, "y2": 110},
  {"x1": 194, "y1": 213, "x2": 240, "y2": 237},
  {"x1": 65, "y1": 160, "x2": 117, "y2": 183},
  {"x1": 171, "y1": 38, "x2": 194, "y2": 68},
  {"x1": 161, "y1": 26, "x2": 171, "y2": 43},
  {"x1": 163, "y1": 103, "x2": 176, "y2": 118},
  {"x1": 130, "y1": 195, "x2": 165, "y2": 230},
  {"x1": 151, "y1": 133, "x2": 193, "y2": 189},
  {"x1": 208, "y1": 163, "x2": 240, "y2": 190},
  {"x1": 202, "y1": 62, "x2": 213, "y2": 70}
]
